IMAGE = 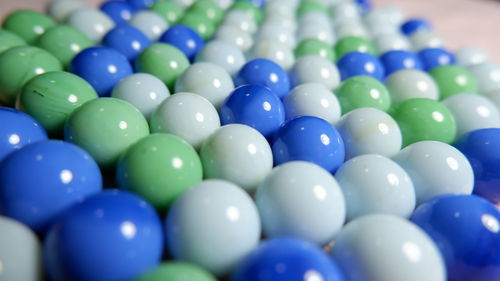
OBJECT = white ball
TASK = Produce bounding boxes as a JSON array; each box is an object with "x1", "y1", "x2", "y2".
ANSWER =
[
  {"x1": 296, "y1": 24, "x2": 335, "y2": 45},
  {"x1": 150, "y1": 92, "x2": 221, "y2": 150},
  {"x1": 455, "y1": 47, "x2": 489, "y2": 68},
  {"x1": 410, "y1": 30, "x2": 444, "y2": 51},
  {"x1": 392, "y1": 140, "x2": 474, "y2": 204},
  {"x1": 469, "y1": 62, "x2": 500, "y2": 94},
  {"x1": 257, "y1": 22, "x2": 296, "y2": 49},
  {"x1": 66, "y1": 8, "x2": 114, "y2": 42},
  {"x1": 48, "y1": 0, "x2": 87, "y2": 22},
  {"x1": 210, "y1": 0, "x2": 233, "y2": 10},
  {"x1": 374, "y1": 32, "x2": 411, "y2": 53},
  {"x1": 335, "y1": 20, "x2": 370, "y2": 40},
  {"x1": 200, "y1": 124, "x2": 273, "y2": 192},
  {"x1": 250, "y1": 38, "x2": 295, "y2": 70},
  {"x1": 223, "y1": 10, "x2": 257, "y2": 34},
  {"x1": 290, "y1": 55, "x2": 341, "y2": 90},
  {"x1": 385, "y1": 69, "x2": 439, "y2": 104},
  {"x1": 256, "y1": 161, "x2": 346, "y2": 245},
  {"x1": 129, "y1": 11, "x2": 168, "y2": 41},
  {"x1": 330, "y1": 2, "x2": 361, "y2": 25},
  {"x1": 337, "y1": 107, "x2": 402, "y2": 159},
  {"x1": 196, "y1": 40, "x2": 246, "y2": 77},
  {"x1": 215, "y1": 25, "x2": 254, "y2": 52},
  {"x1": 170, "y1": 0, "x2": 194, "y2": 8}
]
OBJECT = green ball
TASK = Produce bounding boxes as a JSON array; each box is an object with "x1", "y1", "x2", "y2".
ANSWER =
[
  {"x1": 179, "y1": 12, "x2": 215, "y2": 40},
  {"x1": 430, "y1": 65, "x2": 478, "y2": 100},
  {"x1": 65, "y1": 98, "x2": 150, "y2": 169},
  {"x1": 336, "y1": 76, "x2": 391, "y2": 114},
  {"x1": 0, "y1": 46, "x2": 62, "y2": 106},
  {"x1": 135, "y1": 43, "x2": 190, "y2": 91},
  {"x1": 0, "y1": 29, "x2": 26, "y2": 54},
  {"x1": 117, "y1": 133, "x2": 203, "y2": 210},
  {"x1": 18, "y1": 71, "x2": 98, "y2": 136},
  {"x1": 151, "y1": 1, "x2": 184, "y2": 24},
  {"x1": 391, "y1": 98, "x2": 457, "y2": 147},
  {"x1": 297, "y1": 0, "x2": 328, "y2": 17},
  {"x1": 294, "y1": 39, "x2": 335, "y2": 61},
  {"x1": 35, "y1": 25, "x2": 94, "y2": 68},
  {"x1": 2, "y1": 10, "x2": 56, "y2": 44},
  {"x1": 335, "y1": 36, "x2": 377, "y2": 60},
  {"x1": 229, "y1": 2, "x2": 263, "y2": 24},
  {"x1": 189, "y1": 0, "x2": 224, "y2": 25},
  {"x1": 135, "y1": 262, "x2": 217, "y2": 281}
]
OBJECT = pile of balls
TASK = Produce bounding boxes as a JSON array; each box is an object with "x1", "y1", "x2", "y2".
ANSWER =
[{"x1": 0, "y1": 0, "x2": 499, "y2": 280}]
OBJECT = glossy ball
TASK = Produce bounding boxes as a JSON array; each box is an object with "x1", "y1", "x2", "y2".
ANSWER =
[
  {"x1": 283, "y1": 83, "x2": 341, "y2": 124},
  {"x1": 100, "y1": 0, "x2": 136, "y2": 25},
  {"x1": 19, "y1": 71, "x2": 98, "y2": 136},
  {"x1": 221, "y1": 85, "x2": 285, "y2": 138},
  {"x1": 333, "y1": 214, "x2": 446, "y2": 281},
  {"x1": 455, "y1": 128, "x2": 500, "y2": 202},
  {"x1": 235, "y1": 58, "x2": 290, "y2": 99},
  {"x1": 232, "y1": 237, "x2": 345, "y2": 281},
  {"x1": 189, "y1": 0, "x2": 224, "y2": 24},
  {"x1": 0, "y1": 29, "x2": 26, "y2": 54},
  {"x1": 69, "y1": 46, "x2": 132, "y2": 97},
  {"x1": 130, "y1": 11, "x2": 168, "y2": 41},
  {"x1": 411, "y1": 195, "x2": 500, "y2": 281},
  {"x1": 468, "y1": 62, "x2": 500, "y2": 94},
  {"x1": 200, "y1": 124, "x2": 273, "y2": 192},
  {"x1": 102, "y1": 25, "x2": 152, "y2": 62},
  {"x1": 196, "y1": 40, "x2": 246, "y2": 76},
  {"x1": 337, "y1": 107, "x2": 402, "y2": 159},
  {"x1": 179, "y1": 12, "x2": 215, "y2": 40},
  {"x1": 410, "y1": 30, "x2": 444, "y2": 51},
  {"x1": 229, "y1": 2, "x2": 263, "y2": 24},
  {"x1": 111, "y1": 73, "x2": 170, "y2": 119},
  {"x1": 44, "y1": 190, "x2": 163, "y2": 281},
  {"x1": 165, "y1": 180, "x2": 260, "y2": 276},
  {"x1": 290, "y1": 55, "x2": 340, "y2": 90},
  {"x1": 336, "y1": 75, "x2": 391, "y2": 114},
  {"x1": 400, "y1": 18, "x2": 431, "y2": 36},
  {"x1": 135, "y1": 262, "x2": 217, "y2": 281},
  {"x1": 48, "y1": 0, "x2": 87, "y2": 22},
  {"x1": 337, "y1": 51, "x2": 385, "y2": 81},
  {"x1": 418, "y1": 47, "x2": 456, "y2": 71},
  {"x1": 294, "y1": 38, "x2": 335, "y2": 61},
  {"x1": 430, "y1": 65, "x2": 478, "y2": 100},
  {"x1": 380, "y1": 50, "x2": 423, "y2": 76},
  {"x1": 385, "y1": 69, "x2": 439, "y2": 105},
  {"x1": 0, "y1": 216, "x2": 41, "y2": 281},
  {"x1": 455, "y1": 47, "x2": 489, "y2": 68},
  {"x1": 175, "y1": 62, "x2": 234, "y2": 108},
  {"x1": 256, "y1": 161, "x2": 346, "y2": 245},
  {"x1": 64, "y1": 98, "x2": 149, "y2": 169},
  {"x1": 392, "y1": 98, "x2": 456, "y2": 146},
  {"x1": 272, "y1": 116, "x2": 345, "y2": 173},
  {"x1": 67, "y1": 8, "x2": 114, "y2": 42},
  {"x1": 0, "y1": 107, "x2": 47, "y2": 161},
  {"x1": 215, "y1": 25, "x2": 254, "y2": 52},
  {"x1": 335, "y1": 36, "x2": 377, "y2": 60},
  {"x1": 257, "y1": 22, "x2": 294, "y2": 47},
  {"x1": 159, "y1": 24, "x2": 204, "y2": 62},
  {"x1": 393, "y1": 140, "x2": 473, "y2": 204},
  {"x1": 151, "y1": 1, "x2": 184, "y2": 25},
  {"x1": 150, "y1": 92, "x2": 220, "y2": 150},
  {"x1": 127, "y1": 0, "x2": 156, "y2": 10},
  {"x1": 2, "y1": 10, "x2": 56, "y2": 44},
  {"x1": 374, "y1": 32, "x2": 411, "y2": 54},
  {"x1": 250, "y1": 39, "x2": 295, "y2": 71},
  {"x1": 0, "y1": 140, "x2": 102, "y2": 233},
  {"x1": 135, "y1": 43, "x2": 190, "y2": 91}
]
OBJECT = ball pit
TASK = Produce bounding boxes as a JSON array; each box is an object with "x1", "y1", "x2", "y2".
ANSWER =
[{"x1": 0, "y1": 0, "x2": 500, "y2": 281}]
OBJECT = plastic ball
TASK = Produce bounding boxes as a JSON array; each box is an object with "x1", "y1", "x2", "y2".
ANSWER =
[
  {"x1": 411, "y1": 194, "x2": 500, "y2": 281},
  {"x1": 272, "y1": 116, "x2": 345, "y2": 173},
  {"x1": 67, "y1": 8, "x2": 115, "y2": 42},
  {"x1": 418, "y1": 47, "x2": 455, "y2": 71},
  {"x1": 455, "y1": 47, "x2": 489, "y2": 68},
  {"x1": 391, "y1": 98, "x2": 456, "y2": 146},
  {"x1": 44, "y1": 190, "x2": 163, "y2": 281},
  {"x1": 455, "y1": 128, "x2": 500, "y2": 202},
  {"x1": 400, "y1": 18, "x2": 432, "y2": 36},
  {"x1": 130, "y1": 11, "x2": 168, "y2": 41},
  {"x1": 2, "y1": 10, "x2": 56, "y2": 44},
  {"x1": 250, "y1": 39, "x2": 295, "y2": 71},
  {"x1": 468, "y1": 62, "x2": 500, "y2": 94},
  {"x1": 175, "y1": 62, "x2": 234, "y2": 108},
  {"x1": 215, "y1": 25, "x2": 254, "y2": 52},
  {"x1": 64, "y1": 98, "x2": 149, "y2": 169},
  {"x1": 179, "y1": 12, "x2": 215, "y2": 40},
  {"x1": 135, "y1": 262, "x2": 217, "y2": 281},
  {"x1": 410, "y1": 30, "x2": 444, "y2": 51},
  {"x1": 111, "y1": 73, "x2": 170, "y2": 119},
  {"x1": 294, "y1": 38, "x2": 336, "y2": 61},
  {"x1": 393, "y1": 140, "x2": 474, "y2": 204},
  {"x1": 256, "y1": 22, "x2": 294, "y2": 48},
  {"x1": 102, "y1": 25, "x2": 152, "y2": 62},
  {"x1": 189, "y1": 0, "x2": 224, "y2": 24},
  {"x1": 0, "y1": 29, "x2": 26, "y2": 54},
  {"x1": 195, "y1": 40, "x2": 246, "y2": 76},
  {"x1": 48, "y1": 0, "x2": 87, "y2": 22},
  {"x1": 337, "y1": 51, "x2": 385, "y2": 81},
  {"x1": 69, "y1": 46, "x2": 132, "y2": 97},
  {"x1": 165, "y1": 180, "x2": 260, "y2": 276},
  {"x1": 296, "y1": 24, "x2": 335, "y2": 46},
  {"x1": 18, "y1": 71, "x2": 98, "y2": 136},
  {"x1": 159, "y1": 24, "x2": 204, "y2": 62},
  {"x1": 150, "y1": 1, "x2": 184, "y2": 25},
  {"x1": 290, "y1": 55, "x2": 340, "y2": 90},
  {"x1": 235, "y1": 58, "x2": 290, "y2": 99},
  {"x1": 100, "y1": 0, "x2": 136, "y2": 25},
  {"x1": 337, "y1": 107, "x2": 402, "y2": 159},
  {"x1": 374, "y1": 32, "x2": 411, "y2": 54},
  {"x1": 0, "y1": 46, "x2": 62, "y2": 106},
  {"x1": 430, "y1": 65, "x2": 478, "y2": 100},
  {"x1": 0, "y1": 216, "x2": 41, "y2": 281},
  {"x1": 385, "y1": 69, "x2": 439, "y2": 105},
  {"x1": 380, "y1": 50, "x2": 423, "y2": 76},
  {"x1": 335, "y1": 75, "x2": 391, "y2": 114},
  {"x1": 332, "y1": 214, "x2": 446, "y2": 281},
  {"x1": 135, "y1": 43, "x2": 190, "y2": 91},
  {"x1": 335, "y1": 36, "x2": 377, "y2": 60},
  {"x1": 256, "y1": 161, "x2": 346, "y2": 245},
  {"x1": 229, "y1": 2, "x2": 263, "y2": 24},
  {"x1": 0, "y1": 140, "x2": 102, "y2": 234},
  {"x1": 150, "y1": 92, "x2": 220, "y2": 150},
  {"x1": 283, "y1": 83, "x2": 341, "y2": 124},
  {"x1": 127, "y1": 0, "x2": 156, "y2": 10}
]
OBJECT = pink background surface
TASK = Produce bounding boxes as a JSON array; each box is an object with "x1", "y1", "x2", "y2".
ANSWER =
[{"x1": 1, "y1": 0, "x2": 499, "y2": 62}]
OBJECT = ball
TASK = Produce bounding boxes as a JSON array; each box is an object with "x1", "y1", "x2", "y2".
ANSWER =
[
  {"x1": 335, "y1": 75, "x2": 391, "y2": 114},
  {"x1": 159, "y1": 24, "x2": 205, "y2": 62},
  {"x1": 235, "y1": 58, "x2": 291, "y2": 99},
  {"x1": 385, "y1": 69, "x2": 439, "y2": 105},
  {"x1": 67, "y1": 8, "x2": 114, "y2": 42},
  {"x1": 337, "y1": 51, "x2": 385, "y2": 81},
  {"x1": 380, "y1": 50, "x2": 424, "y2": 76},
  {"x1": 102, "y1": 25, "x2": 152, "y2": 61},
  {"x1": 290, "y1": 55, "x2": 340, "y2": 90}
]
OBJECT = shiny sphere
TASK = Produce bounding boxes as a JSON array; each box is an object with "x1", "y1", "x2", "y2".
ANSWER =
[
  {"x1": 235, "y1": 58, "x2": 290, "y2": 99},
  {"x1": 385, "y1": 69, "x2": 439, "y2": 105},
  {"x1": 400, "y1": 18, "x2": 432, "y2": 36},
  {"x1": 290, "y1": 55, "x2": 340, "y2": 90},
  {"x1": 418, "y1": 47, "x2": 456, "y2": 71},
  {"x1": 67, "y1": 8, "x2": 114, "y2": 42},
  {"x1": 380, "y1": 50, "x2": 424, "y2": 76},
  {"x1": 100, "y1": 0, "x2": 136, "y2": 25},
  {"x1": 129, "y1": 11, "x2": 168, "y2": 41},
  {"x1": 159, "y1": 24, "x2": 205, "y2": 62},
  {"x1": 196, "y1": 40, "x2": 246, "y2": 76},
  {"x1": 337, "y1": 51, "x2": 385, "y2": 81},
  {"x1": 102, "y1": 25, "x2": 151, "y2": 61}
]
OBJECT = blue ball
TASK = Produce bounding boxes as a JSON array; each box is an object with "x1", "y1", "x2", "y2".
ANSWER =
[
  {"x1": 44, "y1": 190, "x2": 163, "y2": 281},
  {"x1": 127, "y1": 0, "x2": 156, "y2": 10},
  {"x1": 355, "y1": 0, "x2": 372, "y2": 14},
  {"x1": 418, "y1": 47, "x2": 456, "y2": 71},
  {"x1": 235, "y1": 58, "x2": 291, "y2": 99},
  {"x1": 237, "y1": 0, "x2": 266, "y2": 8},
  {"x1": 231, "y1": 237, "x2": 346, "y2": 281},
  {"x1": 69, "y1": 46, "x2": 133, "y2": 97},
  {"x1": 455, "y1": 128, "x2": 500, "y2": 203},
  {"x1": 337, "y1": 51, "x2": 385, "y2": 81},
  {"x1": 220, "y1": 85, "x2": 285, "y2": 138},
  {"x1": 380, "y1": 50, "x2": 424, "y2": 76},
  {"x1": 411, "y1": 194, "x2": 500, "y2": 281},
  {"x1": 400, "y1": 18, "x2": 432, "y2": 36},
  {"x1": 0, "y1": 107, "x2": 47, "y2": 162},
  {"x1": 0, "y1": 140, "x2": 101, "y2": 234},
  {"x1": 272, "y1": 116, "x2": 345, "y2": 173},
  {"x1": 100, "y1": 0, "x2": 136, "y2": 25},
  {"x1": 102, "y1": 25, "x2": 151, "y2": 62},
  {"x1": 159, "y1": 24, "x2": 205, "y2": 62}
]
